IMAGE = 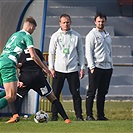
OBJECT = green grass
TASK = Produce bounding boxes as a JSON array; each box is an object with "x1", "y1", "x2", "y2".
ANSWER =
[{"x1": 0, "y1": 101, "x2": 133, "y2": 133}]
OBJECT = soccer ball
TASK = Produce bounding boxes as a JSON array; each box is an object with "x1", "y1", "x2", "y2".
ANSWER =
[{"x1": 34, "y1": 110, "x2": 49, "y2": 123}]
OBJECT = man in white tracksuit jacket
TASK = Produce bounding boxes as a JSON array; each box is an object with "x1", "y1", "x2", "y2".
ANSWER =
[
  {"x1": 49, "y1": 14, "x2": 85, "y2": 121},
  {"x1": 85, "y1": 12, "x2": 113, "y2": 121}
]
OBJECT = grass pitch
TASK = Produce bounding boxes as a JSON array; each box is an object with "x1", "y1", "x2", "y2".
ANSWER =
[{"x1": 0, "y1": 101, "x2": 133, "y2": 133}]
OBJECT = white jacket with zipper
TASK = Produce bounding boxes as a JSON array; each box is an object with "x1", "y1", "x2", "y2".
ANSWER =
[
  {"x1": 85, "y1": 28, "x2": 113, "y2": 70},
  {"x1": 49, "y1": 28, "x2": 85, "y2": 73}
]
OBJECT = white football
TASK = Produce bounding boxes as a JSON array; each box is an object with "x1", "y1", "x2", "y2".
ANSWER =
[{"x1": 34, "y1": 110, "x2": 49, "y2": 123}]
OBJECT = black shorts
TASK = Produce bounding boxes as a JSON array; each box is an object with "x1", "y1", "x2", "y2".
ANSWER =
[{"x1": 17, "y1": 70, "x2": 52, "y2": 98}]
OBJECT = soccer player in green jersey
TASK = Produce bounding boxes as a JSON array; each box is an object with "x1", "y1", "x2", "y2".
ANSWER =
[{"x1": 0, "y1": 16, "x2": 51, "y2": 110}]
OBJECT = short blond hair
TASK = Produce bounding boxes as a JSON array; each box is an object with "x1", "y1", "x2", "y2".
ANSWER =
[{"x1": 24, "y1": 16, "x2": 37, "y2": 27}]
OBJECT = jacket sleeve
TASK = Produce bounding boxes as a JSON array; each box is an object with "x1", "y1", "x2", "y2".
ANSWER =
[
  {"x1": 77, "y1": 34, "x2": 85, "y2": 70},
  {"x1": 48, "y1": 34, "x2": 56, "y2": 70},
  {"x1": 85, "y1": 32, "x2": 95, "y2": 69}
]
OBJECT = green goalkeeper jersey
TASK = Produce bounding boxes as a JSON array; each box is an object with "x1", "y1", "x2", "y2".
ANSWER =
[{"x1": 0, "y1": 29, "x2": 34, "y2": 64}]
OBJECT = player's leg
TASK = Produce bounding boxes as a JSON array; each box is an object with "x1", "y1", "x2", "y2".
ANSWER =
[
  {"x1": 6, "y1": 87, "x2": 30, "y2": 123},
  {"x1": 0, "y1": 85, "x2": 6, "y2": 98},
  {"x1": 0, "y1": 81, "x2": 17, "y2": 110},
  {"x1": 46, "y1": 91, "x2": 71, "y2": 123},
  {"x1": 15, "y1": 71, "x2": 34, "y2": 114},
  {"x1": 6, "y1": 95, "x2": 22, "y2": 124},
  {"x1": 35, "y1": 76, "x2": 71, "y2": 124},
  {"x1": 0, "y1": 90, "x2": 6, "y2": 99},
  {"x1": 67, "y1": 71, "x2": 84, "y2": 121},
  {"x1": 15, "y1": 87, "x2": 30, "y2": 114},
  {"x1": 0, "y1": 59, "x2": 18, "y2": 109},
  {"x1": 2, "y1": 82, "x2": 18, "y2": 123},
  {"x1": 5, "y1": 102, "x2": 20, "y2": 124}
]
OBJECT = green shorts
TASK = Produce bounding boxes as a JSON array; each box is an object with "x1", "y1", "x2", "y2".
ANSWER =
[{"x1": 0, "y1": 56, "x2": 18, "y2": 85}]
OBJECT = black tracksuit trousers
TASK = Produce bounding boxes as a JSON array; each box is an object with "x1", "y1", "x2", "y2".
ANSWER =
[
  {"x1": 86, "y1": 67, "x2": 113, "y2": 118},
  {"x1": 52, "y1": 71, "x2": 83, "y2": 119}
]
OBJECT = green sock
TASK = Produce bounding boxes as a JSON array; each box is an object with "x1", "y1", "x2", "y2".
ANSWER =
[
  {"x1": 0, "y1": 97, "x2": 8, "y2": 109},
  {"x1": 0, "y1": 90, "x2": 6, "y2": 98}
]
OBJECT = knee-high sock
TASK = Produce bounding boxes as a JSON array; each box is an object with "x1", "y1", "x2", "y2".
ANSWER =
[
  {"x1": 0, "y1": 90, "x2": 6, "y2": 98},
  {"x1": 16, "y1": 96, "x2": 24, "y2": 115},
  {"x1": 52, "y1": 99, "x2": 68, "y2": 120},
  {"x1": 9, "y1": 96, "x2": 23, "y2": 115},
  {"x1": 9, "y1": 102, "x2": 17, "y2": 115},
  {"x1": 0, "y1": 97, "x2": 8, "y2": 109}
]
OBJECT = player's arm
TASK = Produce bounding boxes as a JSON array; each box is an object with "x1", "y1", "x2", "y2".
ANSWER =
[
  {"x1": 17, "y1": 80, "x2": 26, "y2": 88},
  {"x1": 28, "y1": 47, "x2": 51, "y2": 75},
  {"x1": 42, "y1": 60, "x2": 49, "y2": 69},
  {"x1": 16, "y1": 63, "x2": 26, "y2": 88},
  {"x1": 42, "y1": 60, "x2": 52, "y2": 77},
  {"x1": 16, "y1": 63, "x2": 22, "y2": 69}
]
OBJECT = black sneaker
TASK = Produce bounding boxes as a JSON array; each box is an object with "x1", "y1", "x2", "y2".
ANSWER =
[
  {"x1": 76, "y1": 117, "x2": 84, "y2": 121},
  {"x1": 51, "y1": 117, "x2": 58, "y2": 121},
  {"x1": 97, "y1": 117, "x2": 108, "y2": 121},
  {"x1": 86, "y1": 116, "x2": 95, "y2": 121}
]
